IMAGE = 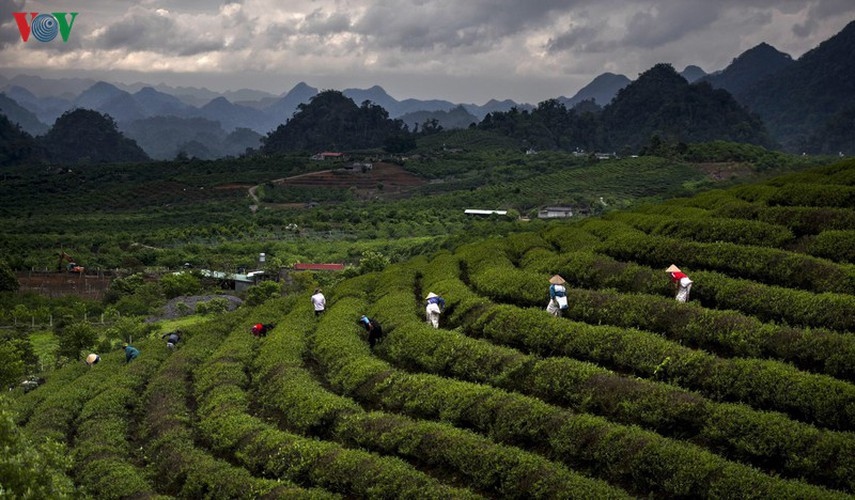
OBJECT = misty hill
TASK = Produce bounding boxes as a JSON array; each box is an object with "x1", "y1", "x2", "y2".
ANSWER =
[
  {"x1": 197, "y1": 97, "x2": 276, "y2": 134},
  {"x1": 741, "y1": 20, "x2": 855, "y2": 152},
  {"x1": 701, "y1": 43, "x2": 794, "y2": 99},
  {"x1": 0, "y1": 94, "x2": 48, "y2": 136},
  {"x1": 39, "y1": 109, "x2": 150, "y2": 164},
  {"x1": 559, "y1": 72, "x2": 631, "y2": 108},
  {"x1": 123, "y1": 116, "x2": 262, "y2": 160},
  {"x1": 463, "y1": 99, "x2": 534, "y2": 121},
  {"x1": 399, "y1": 105, "x2": 479, "y2": 131},
  {"x1": 4, "y1": 86, "x2": 72, "y2": 126},
  {"x1": 0, "y1": 114, "x2": 41, "y2": 166},
  {"x1": 265, "y1": 82, "x2": 320, "y2": 123},
  {"x1": 680, "y1": 65, "x2": 707, "y2": 83},
  {"x1": 132, "y1": 87, "x2": 193, "y2": 117},
  {"x1": 601, "y1": 63, "x2": 773, "y2": 151}
]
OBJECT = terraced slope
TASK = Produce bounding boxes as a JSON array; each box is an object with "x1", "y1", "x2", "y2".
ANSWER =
[{"x1": 7, "y1": 159, "x2": 855, "y2": 498}]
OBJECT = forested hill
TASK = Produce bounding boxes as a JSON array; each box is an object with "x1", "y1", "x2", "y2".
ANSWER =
[
  {"x1": 477, "y1": 63, "x2": 772, "y2": 153},
  {"x1": 39, "y1": 109, "x2": 150, "y2": 164},
  {"x1": 741, "y1": 19, "x2": 855, "y2": 153},
  {"x1": 601, "y1": 63, "x2": 774, "y2": 151},
  {"x1": 261, "y1": 90, "x2": 412, "y2": 154}
]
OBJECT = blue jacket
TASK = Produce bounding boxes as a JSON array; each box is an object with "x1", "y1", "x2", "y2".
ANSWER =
[
  {"x1": 549, "y1": 284, "x2": 567, "y2": 299},
  {"x1": 125, "y1": 346, "x2": 140, "y2": 363},
  {"x1": 426, "y1": 296, "x2": 445, "y2": 310}
]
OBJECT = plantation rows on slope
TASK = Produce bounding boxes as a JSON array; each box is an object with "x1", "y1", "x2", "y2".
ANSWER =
[{"x1": 7, "y1": 159, "x2": 855, "y2": 498}]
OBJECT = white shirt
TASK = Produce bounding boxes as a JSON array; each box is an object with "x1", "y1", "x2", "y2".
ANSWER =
[{"x1": 311, "y1": 292, "x2": 326, "y2": 311}]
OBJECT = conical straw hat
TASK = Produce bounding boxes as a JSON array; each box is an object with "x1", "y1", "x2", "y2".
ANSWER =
[
  {"x1": 426, "y1": 292, "x2": 438, "y2": 299},
  {"x1": 549, "y1": 275, "x2": 566, "y2": 284},
  {"x1": 665, "y1": 264, "x2": 681, "y2": 273}
]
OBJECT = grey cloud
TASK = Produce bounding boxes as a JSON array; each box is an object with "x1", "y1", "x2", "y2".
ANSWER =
[
  {"x1": 92, "y1": 7, "x2": 226, "y2": 56},
  {"x1": 546, "y1": 22, "x2": 601, "y2": 54},
  {"x1": 623, "y1": 1, "x2": 721, "y2": 48},
  {"x1": 353, "y1": 0, "x2": 579, "y2": 52},
  {"x1": 299, "y1": 8, "x2": 352, "y2": 36},
  {"x1": 0, "y1": 0, "x2": 28, "y2": 48}
]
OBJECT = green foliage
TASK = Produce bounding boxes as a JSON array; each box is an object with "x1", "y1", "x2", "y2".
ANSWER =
[
  {"x1": 244, "y1": 280, "x2": 281, "y2": 306},
  {"x1": 195, "y1": 297, "x2": 230, "y2": 315},
  {"x1": 0, "y1": 259, "x2": 18, "y2": 292},
  {"x1": 0, "y1": 340, "x2": 25, "y2": 389},
  {"x1": 56, "y1": 321, "x2": 97, "y2": 362},
  {"x1": 0, "y1": 396, "x2": 74, "y2": 498},
  {"x1": 159, "y1": 272, "x2": 202, "y2": 299}
]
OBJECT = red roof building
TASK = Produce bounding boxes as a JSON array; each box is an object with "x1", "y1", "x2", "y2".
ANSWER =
[{"x1": 293, "y1": 263, "x2": 346, "y2": 271}]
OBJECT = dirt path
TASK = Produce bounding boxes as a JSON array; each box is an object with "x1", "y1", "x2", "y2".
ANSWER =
[{"x1": 248, "y1": 169, "x2": 334, "y2": 212}]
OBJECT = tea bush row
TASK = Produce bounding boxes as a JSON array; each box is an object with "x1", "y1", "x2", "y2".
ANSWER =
[
  {"x1": 322, "y1": 268, "x2": 846, "y2": 498},
  {"x1": 412, "y1": 257, "x2": 855, "y2": 492},
  {"x1": 604, "y1": 211, "x2": 795, "y2": 248},
  {"x1": 71, "y1": 348, "x2": 164, "y2": 499},
  {"x1": 254, "y1": 298, "x2": 620, "y2": 499},
  {"x1": 667, "y1": 191, "x2": 855, "y2": 235},
  {"x1": 458, "y1": 249, "x2": 855, "y2": 431},
  {"x1": 140, "y1": 321, "x2": 317, "y2": 499},
  {"x1": 516, "y1": 243, "x2": 855, "y2": 334},
  {"x1": 597, "y1": 225, "x2": 855, "y2": 295},
  {"x1": 518, "y1": 247, "x2": 855, "y2": 378},
  {"x1": 192, "y1": 309, "x2": 478, "y2": 499}
]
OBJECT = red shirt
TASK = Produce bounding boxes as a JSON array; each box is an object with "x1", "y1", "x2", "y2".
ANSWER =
[{"x1": 670, "y1": 271, "x2": 688, "y2": 283}]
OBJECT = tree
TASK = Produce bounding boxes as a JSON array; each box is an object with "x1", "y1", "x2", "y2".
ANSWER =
[
  {"x1": 0, "y1": 341, "x2": 25, "y2": 389},
  {"x1": 159, "y1": 272, "x2": 202, "y2": 299},
  {"x1": 245, "y1": 281, "x2": 280, "y2": 306},
  {"x1": 0, "y1": 259, "x2": 18, "y2": 292},
  {"x1": 56, "y1": 321, "x2": 97, "y2": 362}
]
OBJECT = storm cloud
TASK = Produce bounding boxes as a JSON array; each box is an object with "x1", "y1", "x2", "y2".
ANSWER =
[{"x1": 1, "y1": 0, "x2": 853, "y2": 103}]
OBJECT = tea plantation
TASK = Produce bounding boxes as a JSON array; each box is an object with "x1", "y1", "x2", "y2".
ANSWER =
[{"x1": 5, "y1": 160, "x2": 855, "y2": 498}]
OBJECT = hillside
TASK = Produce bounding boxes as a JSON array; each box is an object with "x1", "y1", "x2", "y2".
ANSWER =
[
  {"x1": 4, "y1": 158, "x2": 855, "y2": 497},
  {"x1": 740, "y1": 20, "x2": 855, "y2": 151}
]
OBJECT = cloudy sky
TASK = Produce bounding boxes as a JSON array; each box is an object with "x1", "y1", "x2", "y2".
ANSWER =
[{"x1": 1, "y1": 0, "x2": 853, "y2": 104}]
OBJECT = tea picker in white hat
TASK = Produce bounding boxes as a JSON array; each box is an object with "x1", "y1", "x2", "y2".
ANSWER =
[
  {"x1": 546, "y1": 275, "x2": 569, "y2": 317},
  {"x1": 425, "y1": 292, "x2": 446, "y2": 328},
  {"x1": 666, "y1": 264, "x2": 693, "y2": 302}
]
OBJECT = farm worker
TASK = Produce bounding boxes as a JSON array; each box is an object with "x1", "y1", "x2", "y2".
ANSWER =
[
  {"x1": 251, "y1": 323, "x2": 275, "y2": 337},
  {"x1": 666, "y1": 264, "x2": 693, "y2": 303},
  {"x1": 123, "y1": 344, "x2": 139, "y2": 364},
  {"x1": 546, "y1": 275, "x2": 569, "y2": 317},
  {"x1": 311, "y1": 288, "x2": 326, "y2": 317},
  {"x1": 425, "y1": 292, "x2": 445, "y2": 329},
  {"x1": 85, "y1": 353, "x2": 100, "y2": 366},
  {"x1": 357, "y1": 315, "x2": 384, "y2": 349},
  {"x1": 161, "y1": 330, "x2": 181, "y2": 350}
]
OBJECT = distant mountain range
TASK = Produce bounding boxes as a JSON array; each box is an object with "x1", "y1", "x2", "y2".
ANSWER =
[{"x1": 2, "y1": 19, "x2": 853, "y2": 158}]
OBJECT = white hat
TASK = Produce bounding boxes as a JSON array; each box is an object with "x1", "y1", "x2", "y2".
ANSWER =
[
  {"x1": 426, "y1": 292, "x2": 438, "y2": 299},
  {"x1": 665, "y1": 264, "x2": 681, "y2": 273}
]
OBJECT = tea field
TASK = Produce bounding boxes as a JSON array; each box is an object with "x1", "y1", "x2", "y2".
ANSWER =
[{"x1": 5, "y1": 159, "x2": 855, "y2": 498}]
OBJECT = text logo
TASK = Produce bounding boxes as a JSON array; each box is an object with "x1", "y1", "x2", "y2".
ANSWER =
[{"x1": 13, "y1": 12, "x2": 78, "y2": 43}]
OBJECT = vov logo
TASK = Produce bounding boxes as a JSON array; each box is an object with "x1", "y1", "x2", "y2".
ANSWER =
[{"x1": 13, "y1": 12, "x2": 78, "y2": 43}]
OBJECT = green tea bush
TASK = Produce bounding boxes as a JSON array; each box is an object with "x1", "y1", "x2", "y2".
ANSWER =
[
  {"x1": 607, "y1": 212, "x2": 795, "y2": 248},
  {"x1": 600, "y1": 231, "x2": 855, "y2": 295},
  {"x1": 768, "y1": 183, "x2": 855, "y2": 208},
  {"x1": 313, "y1": 295, "x2": 843, "y2": 498},
  {"x1": 806, "y1": 230, "x2": 855, "y2": 263},
  {"x1": 469, "y1": 305, "x2": 855, "y2": 432}
]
